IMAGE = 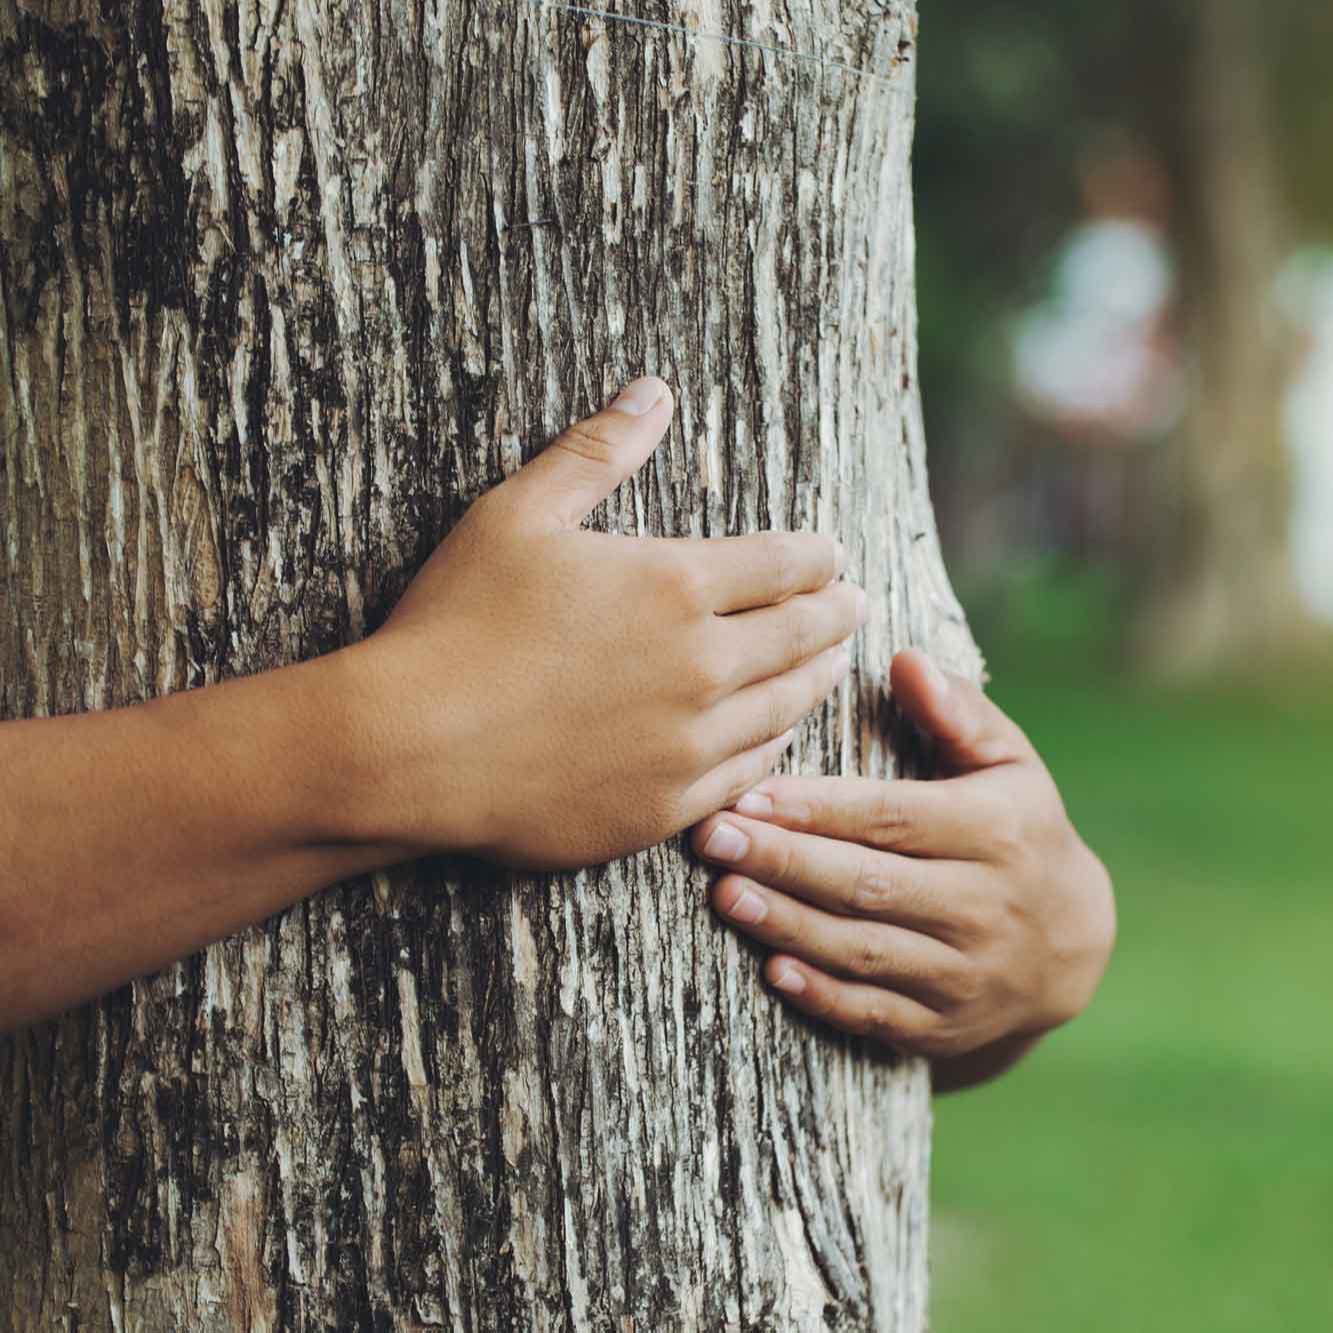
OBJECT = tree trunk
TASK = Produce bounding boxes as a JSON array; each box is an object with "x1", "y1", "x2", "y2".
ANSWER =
[
  {"x1": 0, "y1": 2, "x2": 978, "y2": 1327},
  {"x1": 1140, "y1": 0, "x2": 1307, "y2": 673}
]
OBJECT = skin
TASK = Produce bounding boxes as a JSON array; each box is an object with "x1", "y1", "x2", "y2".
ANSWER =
[
  {"x1": 0, "y1": 378, "x2": 865, "y2": 1031},
  {"x1": 692, "y1": 650, "x2": 1117, "y2": 1093},
  {"x1": 1, "y1": 374, "x2": 1113, "y2": 1090}
]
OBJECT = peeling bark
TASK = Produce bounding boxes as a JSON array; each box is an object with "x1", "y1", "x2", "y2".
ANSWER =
[{"x1": 0, "y1": 2, "x2": 978, "y2": 1328}]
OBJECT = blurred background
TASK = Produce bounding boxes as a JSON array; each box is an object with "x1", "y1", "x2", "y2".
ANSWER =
[{"x1": 913, "y1": 1, "x2": 1333, "y2": 1328}]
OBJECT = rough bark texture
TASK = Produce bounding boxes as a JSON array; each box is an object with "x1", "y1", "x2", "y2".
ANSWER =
[{"x1": 0, "y1": 2, "x2": 978, "y2": 1328}]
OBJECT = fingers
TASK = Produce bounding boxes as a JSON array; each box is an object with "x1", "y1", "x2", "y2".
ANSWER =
[
  {"x1": 700, "y1": 531, "x2": 847, "y2": 614},
  {"x1": 890, "y1": 649, "x2": 1034, "y2": 772},
  {"x1": 760, "y1": 955, "x2": 944, "y2": 1054},
  {"x1": 710, "y1": 874, "x2": 965, "y2": 1006},
  {"x1": 501, "y1": 376, "x2": 673, "y2": 529},
  {"x1": 706, "y1": 647, "x2": 850, "y2": 761},
  {"x1": 679, "y1": 729, "x2": 797, "y2": 828},
  {"x1": 718, "y1": 583, "x2": 867, "y2": 690},
  {"x1": 691, "y1": 812, "x2": 966, "y2": 938},
  {"x1": 728, "y1": 774, "x2": 998, "y2": 860}
]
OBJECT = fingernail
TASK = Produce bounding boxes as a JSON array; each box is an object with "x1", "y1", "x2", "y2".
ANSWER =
[
  {"x1": 733, "y1": 789, "x2": 773, "y2": 817},
  {"x1": 854, "y1": 587, "x2": 869, "y2": 625},
  {"x1": 832, "y1": 649, "x2": 852, "y2": 686},
  {"x1": 833, "y1": 541, "x2": 848, "y2": 577},
  {"x1": 772, "y1": 964, "x2": 806, "y2": 995},
  {"x1": 703, "y1": 822, "x2": 749, "y2": 863},
  {"x1": 726, "y1": 886, "x2": 768, "y2": 925},
  {"x1": 610, "y1": 376, "x2": 667, "y2": 416}
]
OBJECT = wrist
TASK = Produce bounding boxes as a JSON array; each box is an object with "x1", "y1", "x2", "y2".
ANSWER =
[
  {"x1": 146, "y1": 650, "x2": 399, "y2": 857},
  {"x1": 305, "y1": 637, "x2": 480, "y2": 859},
  {"x1": 931, "y1": 1032, "x2": 1045, "y2": 1094}
]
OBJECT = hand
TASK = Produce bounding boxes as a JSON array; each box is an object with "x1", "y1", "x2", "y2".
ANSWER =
[
  {"x1": 346, "y1": 377, "x2": 867, "y2": 869},
  {"x1": 691, "y1": 649, "x2": 1115, "y2": 1086}
]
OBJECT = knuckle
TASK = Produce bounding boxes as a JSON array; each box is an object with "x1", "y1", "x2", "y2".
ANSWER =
[
  {"x1": 555, "y1": 419, "x2": 615, "y2": 463},
  {"x1": 959, "y1": 893, "x2": 1004, "y2": 948},
  {"x1": 850, "y1": 933, "x2": 889, "y2": 978},
  {"x1": 768, "y1": 915, "x2": 805, "y2": 955},
  {"x1": 862, "y1": 1002, "x2": 915, "y2": 1050},
  {"x1": 673, "y1": 720, "x2": 714, "y2": 775},
  {"x1": 848, "y1": 852, "x2": 893, "y2": 917},
  {"x1": 782, "y1": 600, "x2": 816, "y2": 666},
  {"x1": 765, "y1": 533, "x2": 799, "y2": 599},
  {"x1": 660, "y1": 554, "x2": 711, "y2": 615},
  {"x1": 943, "y1": 959, "x2": 985, "y2": 1008},
  {"x1": 687, "y1": 647, "x2": 731, "y2": 702},
  {"x1": 988, "y1": 803, "x2": 1029, "y2": 863},
  {"x1": 767, "y1": 829, "x2": 799, "y2": 889},
  {"x1": 1011, "y1": 962, "x2": 1052, "y2": 1021},
  {"x1": 866, "y1": 790, "x2": 913, "y2": 848}
]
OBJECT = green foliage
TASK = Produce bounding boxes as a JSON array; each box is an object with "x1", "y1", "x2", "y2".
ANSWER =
[
  {"x1": 959, "y1": 557, "x2": 1128, "y2": 676},
  {"x1": 932, "y1": 641, "x2": 1333, "y2": 1331}
]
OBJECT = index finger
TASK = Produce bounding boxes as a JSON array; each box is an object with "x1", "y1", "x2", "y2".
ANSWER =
[
  {"x1": 692, "y1": 531, "x2": 846, "y2": 614},
  {"x1": 690, "y1": 812, "x2": 968, "y2": 939},
  {"x1": 730, "y1": 774, "x2": 999, "y2": 861}
]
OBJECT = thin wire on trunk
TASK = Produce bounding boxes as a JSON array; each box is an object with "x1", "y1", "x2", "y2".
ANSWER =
[{"x1": 529, "y1": 0, "x2": 895, "y2": 82}]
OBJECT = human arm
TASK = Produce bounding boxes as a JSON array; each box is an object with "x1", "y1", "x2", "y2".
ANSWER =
[
  {"x1": 0, "y1": 379, "x2": 866, "y2": 1031},
  {"x1": 691, "y1": 649, "x2": 1116, "y2": 1092}
]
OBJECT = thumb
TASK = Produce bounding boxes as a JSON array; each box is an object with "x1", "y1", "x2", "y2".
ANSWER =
[
  {"x1": 500, "y1": 376, "x2": 674, "y2": 528},
  {"x1": 890, "y1": 649, "x2": 1034, "y2": 772}
]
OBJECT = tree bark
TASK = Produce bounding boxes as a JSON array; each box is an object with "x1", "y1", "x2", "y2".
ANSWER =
[{"x1": 0, "y1": 2, "x2": 978, "y2": 1328}]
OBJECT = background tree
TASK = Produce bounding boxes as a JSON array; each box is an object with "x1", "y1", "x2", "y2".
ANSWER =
[
  {"x1": 914, "y1": 0, "x2": 1333, "y2": 674},
  {"x1": 1137, "y1": 0, "x2": 1304, "y2": 672},
  {"x1": 0, "y1": 1, "x2": 978, "y2": 1327},
  {"x1": 905, "y1": 5, "x2": 1333, "y2": 1329}
]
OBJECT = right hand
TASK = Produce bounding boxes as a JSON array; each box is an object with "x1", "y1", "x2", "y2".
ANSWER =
[{"x1": 349, "y1": 376, "x2": 866, "y2": 870}]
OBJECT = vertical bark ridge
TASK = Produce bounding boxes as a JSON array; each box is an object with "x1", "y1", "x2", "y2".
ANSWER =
[{"x1": 1, "y1": 2, "x2": 978, "y2": 1327}]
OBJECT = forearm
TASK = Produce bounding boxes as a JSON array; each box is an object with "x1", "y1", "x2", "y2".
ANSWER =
[
  {"x1": 0, "y1": 380, "x2": 861, "y2": 1030},
  {"x1": 0, "y1": 647, "x2": 408, "y2": 1031}
]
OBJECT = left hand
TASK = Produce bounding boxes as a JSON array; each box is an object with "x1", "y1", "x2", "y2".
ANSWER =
[{"x1": 691, "y1": 650, "x2": 1115, "y2": 1087}]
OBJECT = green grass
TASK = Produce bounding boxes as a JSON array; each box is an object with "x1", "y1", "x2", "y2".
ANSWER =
[{"x1": 931, "y1": 647, "x2": 1333, "y2": 1332}]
